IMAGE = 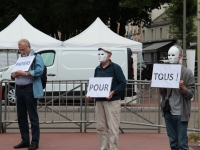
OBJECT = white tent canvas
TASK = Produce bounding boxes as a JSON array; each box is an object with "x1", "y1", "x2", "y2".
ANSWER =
[
  {"x1": 63, "y1": 17, "x2": 142, "y2": 53},
  {"x1": 0, "y1": 14, "x2": 62, "y2": 50}
]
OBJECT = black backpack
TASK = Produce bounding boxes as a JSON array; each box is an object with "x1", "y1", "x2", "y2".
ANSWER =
[{"x1": 34, "y1": 53, "x2": 47, "y2": 89}]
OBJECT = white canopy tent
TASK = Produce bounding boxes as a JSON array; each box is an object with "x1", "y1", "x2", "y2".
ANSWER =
[
  {"x1": 63, "y1": 17, "x2": 142, "y2": 81},
  {"x1": 0, "y1": 14, "x2": 62, "y2": 50},
  {"x1": 63, "y1": 17, "x2": 142, "y2": 53}
]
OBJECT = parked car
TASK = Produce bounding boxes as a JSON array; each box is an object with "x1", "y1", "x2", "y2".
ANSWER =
[
  {"x1": 137, "y1": 62, "x2": 147, "y2": 80},
  {"x1": 141, "y1": 63, "x2": 154, "y2": 80},
  {"x1": 157, "y1": 60, "x2": 170, "y2": 64}
]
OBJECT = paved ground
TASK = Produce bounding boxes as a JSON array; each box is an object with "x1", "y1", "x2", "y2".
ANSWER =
[
  {"x1": 0, "y1": 132, "x2": 199, "y2": 150},
  {"x1": 0, "y1": 86, "x2": 199, "y2": 149}
]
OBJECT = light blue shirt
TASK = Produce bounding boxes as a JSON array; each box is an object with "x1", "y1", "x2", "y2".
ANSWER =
[{"x1": 14, "y1": 50, "x2": 44, "y2": 98}]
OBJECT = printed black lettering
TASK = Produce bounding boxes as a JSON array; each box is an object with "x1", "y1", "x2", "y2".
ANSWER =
[
  {"x1": 154, "y1": 73, "x2": 158, "y2": 80},
  {"x1": 104, "y1": 84, "x2": 109, "y2": 91},
  {"x1": 176, "y1": 73, "x2": 178, "y2": 81},
  {"x1": 158, "y1": 73, "x2": 163, "y2": 80},
  {"x1": 164, "y1": 74, "x2": 169, "y2": 80},
  {"x1": 89, "y1": 84, "x2": 93, "y2": 91},
  {"x1": 94, "y1": 84, "x2": 99, "y2": 91},
  {"x1": 99, "y1": 84, "x2": 104, "y2": 91},
  {"x1": 170, "y1": 74, "x2": 173, "y2": 81},
  {"x1": 25, "y1": 61, "x2": 30, "y2": 65}
]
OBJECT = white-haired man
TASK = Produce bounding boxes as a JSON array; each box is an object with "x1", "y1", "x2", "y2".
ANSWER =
[{"x1": 12, "y1": 39, "x2": 44, "y2": 150}]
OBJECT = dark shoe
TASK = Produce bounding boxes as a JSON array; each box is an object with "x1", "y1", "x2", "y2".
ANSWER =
[
  {"x1": 14, "y1": 142, "x2": 30, "y2": 149},
  {"x1": 28, "y1": 143, "x2": 39, "y2": 150}
]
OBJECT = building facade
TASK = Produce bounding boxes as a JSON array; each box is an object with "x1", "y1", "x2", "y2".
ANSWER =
[{"x1": 124, "y1": 5, "x2": 176, "y2": 63}]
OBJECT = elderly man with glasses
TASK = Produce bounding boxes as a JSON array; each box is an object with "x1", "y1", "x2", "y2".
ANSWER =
[{"x1": 12, "y1": 39, "x2": 44, "y2": 150}]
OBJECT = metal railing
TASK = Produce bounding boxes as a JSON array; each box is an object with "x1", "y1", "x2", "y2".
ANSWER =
[{"x1": 0, "y1": 79, "x2": 199, "y2": 133}]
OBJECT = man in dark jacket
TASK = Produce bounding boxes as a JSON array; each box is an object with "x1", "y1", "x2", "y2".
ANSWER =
[{"x1": 87, "y1": 47, "x2": 126, "y2": 150}]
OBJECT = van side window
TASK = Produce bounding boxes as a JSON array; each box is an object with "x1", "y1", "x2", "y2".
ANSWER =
[{"x1": 39, "y1": 51, "x2": 55, "y2": 67}]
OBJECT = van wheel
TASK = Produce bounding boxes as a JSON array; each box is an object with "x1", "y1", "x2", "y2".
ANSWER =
[{"x1": 8, "y1": 88, "x2": 16, "y2": 104}]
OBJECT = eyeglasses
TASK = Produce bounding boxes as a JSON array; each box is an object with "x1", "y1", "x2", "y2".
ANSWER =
[{"x1": 19, "y1": 46, "x2": 30, "y2": 52}]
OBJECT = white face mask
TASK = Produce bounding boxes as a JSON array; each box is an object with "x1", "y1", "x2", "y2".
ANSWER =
[
  {"x1": 98, "y1": 50, "x2": 108, "y2": 63},
  {"x1": 168, "y1": 47, "x2": 180, "y2": 64}
]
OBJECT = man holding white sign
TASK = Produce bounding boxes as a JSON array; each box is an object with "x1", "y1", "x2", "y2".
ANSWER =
[
  {"x1": 12, "y1": 39, "x2": 44, "y2": 150},
  {"x1": 158, "y1": 45, "x2": 195, "y2": 150},
  {"x1": 86, "y1": 47, "x2": 126, "y2": 150}
]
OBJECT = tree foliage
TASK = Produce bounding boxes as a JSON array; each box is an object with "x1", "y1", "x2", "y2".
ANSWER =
[
  {"x1": 0, "y1": 0, "x2": 171, "y2": 40},
  {"x1": 119, "y1": 0, "x2": 171, "y2": 27},
  {"x1": 165, "y1": 0, "x2": 197, "y2": 42}
]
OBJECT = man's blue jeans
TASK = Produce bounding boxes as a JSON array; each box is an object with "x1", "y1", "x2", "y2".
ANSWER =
[
  {"x1": 16, "y1": 85, "x2": 40, "y2": 145},
  {"x1": 164, "y1": 112, "x2": 188, "y2": 150}
]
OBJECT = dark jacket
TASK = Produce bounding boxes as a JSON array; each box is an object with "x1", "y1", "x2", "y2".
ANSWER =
[{"x1": 94, "y1": 61, "x2": 126, "y2": 101}]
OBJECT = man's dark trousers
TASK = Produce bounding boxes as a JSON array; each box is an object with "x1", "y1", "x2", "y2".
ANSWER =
[{"x1": 16, "y1": 85, "x2": 40, "y2": 145}]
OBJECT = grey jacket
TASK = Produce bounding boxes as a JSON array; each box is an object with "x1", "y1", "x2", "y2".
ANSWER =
[{"x1": 160, "y1": 65, "x2": 195, "y2": 121}]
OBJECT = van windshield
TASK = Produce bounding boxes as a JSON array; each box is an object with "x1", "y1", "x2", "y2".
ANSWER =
[{"x1": 40, "y1": 51, "x2": 55, "y2": 67}]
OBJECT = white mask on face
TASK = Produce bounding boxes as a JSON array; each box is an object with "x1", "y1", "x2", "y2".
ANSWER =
[
  {"x1": 98, "y1": 50, "x2": 108, "y2": 63},
  {"x1": 168, "y1": 46, "x2": 180, "y2": 64}
]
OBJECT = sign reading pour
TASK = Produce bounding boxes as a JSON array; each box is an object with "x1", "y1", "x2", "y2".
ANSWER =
[
  {"x1": 12, "y1": 55, "x2": 35, "y2": 73},
  {"x1": 151, "y1": 64, "x2": 181, "y2": 88},
  {"x1": 87, "y1": 77, "x2": 112, "y2": 97}
]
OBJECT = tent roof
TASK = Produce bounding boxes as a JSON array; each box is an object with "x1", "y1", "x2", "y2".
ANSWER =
[
  {"x1": 63, "y1": 17, "x2": 142, "y2": 53},
  {"x1": 0, "y1": 14, "x2": 62, "y2": 50}
]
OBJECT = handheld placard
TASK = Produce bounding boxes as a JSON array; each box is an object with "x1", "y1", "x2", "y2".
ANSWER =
[
  {"x1": 87, "y1": 77, "x2": 113, "y2": 97},
  {"x1": 151, "y1": 64, "x2": 181, "y2": 88},
  {"x1": 12, "y1": 55, "x2": 35, "y2": 73}
]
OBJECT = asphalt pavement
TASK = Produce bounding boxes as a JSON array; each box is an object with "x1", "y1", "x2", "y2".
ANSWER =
[{"x1": 0, "y1": 132, "x2": 199, "y2": 150}]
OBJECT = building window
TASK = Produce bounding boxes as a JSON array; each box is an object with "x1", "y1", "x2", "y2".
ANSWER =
[
  {"x1": 151, "y1": 29, "x2": 153, "y2": 39},
  {"x1": 143, "y1": 30, "x2": 145, "y2": 41},
  {"x1": 169, "y1": 26, "x2": 171, "y2": 32},
  {"x1": 160, "y1": 28, "x2": 162, "y2": 39}
]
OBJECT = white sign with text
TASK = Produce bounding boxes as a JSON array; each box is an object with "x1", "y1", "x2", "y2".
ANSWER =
[
  {"x1": 12, "y1": 56, "x2": 35, "y2": 73},
  {"x1": 151, "y1": 64, "x2": 182, "y2": 88},
  {"x1": 87, "y1": 77, "x2": 112, "y2": 97}
]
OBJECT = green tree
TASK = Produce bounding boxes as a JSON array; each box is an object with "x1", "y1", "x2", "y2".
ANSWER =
[
  {"x1": 165, "y1": 0, "x2": 197, "y2": 43},
  {"x1": 0, "y1": 0, "x2": 172, "y2": 40},
  {"x1": 118, "y1": 0, "x2": 171, "y2": 27}
]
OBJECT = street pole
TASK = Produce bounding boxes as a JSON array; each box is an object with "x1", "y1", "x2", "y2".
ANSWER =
[
  {"x1": 182, "y1": 0, "x2": 187, "y2": 67},
  {"x1": 197, "y1": 0, "x2": 200, "y2": 133}
]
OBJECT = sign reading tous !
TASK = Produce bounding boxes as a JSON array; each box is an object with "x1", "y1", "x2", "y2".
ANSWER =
[
  {"x1": 151, "y1": 64, "x2": 181, "y2": 88},
  {"x1": 87, "y1": 77, "x2": 112, "y2": 97},
  {"x1": 12, "y1": 55, "x2": 35, "y2": 73}
]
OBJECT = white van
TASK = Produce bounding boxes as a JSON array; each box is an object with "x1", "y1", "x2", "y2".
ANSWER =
[{"x1": 0, "y1": 47, "x2": 135, "y2": 103}]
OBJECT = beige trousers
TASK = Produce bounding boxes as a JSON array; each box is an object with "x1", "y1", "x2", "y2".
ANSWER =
[{"x1": 96, "y1": 100, "x2": 121, "y2": 150}]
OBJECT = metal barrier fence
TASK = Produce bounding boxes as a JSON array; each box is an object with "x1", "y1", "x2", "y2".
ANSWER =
[{"x1": 0, "y1": 79, "x2": 199, "y2": 133}]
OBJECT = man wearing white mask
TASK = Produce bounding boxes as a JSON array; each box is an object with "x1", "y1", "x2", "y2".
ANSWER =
[
  {"x1": 87, "y1": 47, "x2": 126, "y2": 150},
  {"x1": 159, "y1": 45, "x2": 195, "y2": 150}
]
